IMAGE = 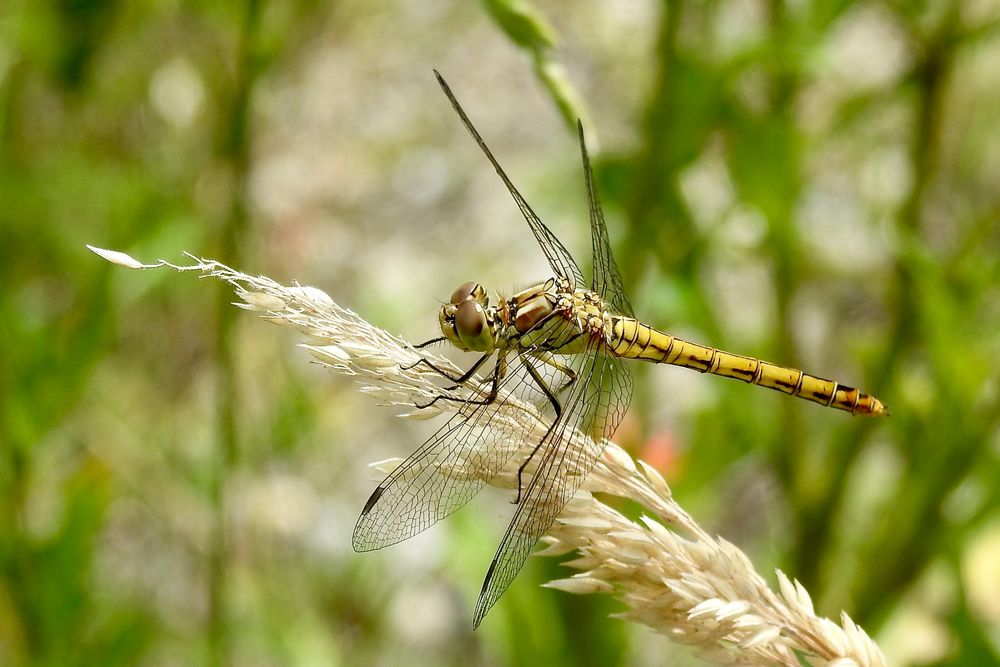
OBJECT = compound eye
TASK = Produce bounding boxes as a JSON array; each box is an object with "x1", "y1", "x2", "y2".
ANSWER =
[
  {"x1": 450, "y1": 281, "x2": 479, "y2": 305},
  {"x1": 455, "y1": 300, "x2": 485, "y2": 339}
]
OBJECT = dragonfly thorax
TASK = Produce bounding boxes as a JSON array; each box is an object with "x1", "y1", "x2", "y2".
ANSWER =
[
  {"x1": 507, "y1": 279, "x2": 559, "y2": 335},
  {"x1": 505, "y1": 279, "x2": 610, "y2": 354}
]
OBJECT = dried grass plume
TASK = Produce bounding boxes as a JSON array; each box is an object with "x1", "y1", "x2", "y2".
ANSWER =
[{"x1": 89, "y1": 245, "x2": 886, "y2": 667}]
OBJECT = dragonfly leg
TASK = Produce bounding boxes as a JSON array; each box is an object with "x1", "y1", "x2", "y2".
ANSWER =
[
  {"x1": 403, "y1": 350, "x2": 490, "y2": 384},
  {"x1": 414, "y1": 354, "x2": 506, "y2": 410},
  {"x1": 516, "y1": 315, "x2": 580, "y2": 395},
  {"x1": 522, "y1": 358, "x2": 563, "y2": 416},
  {"x1": 412, "y1": 336, "x2": 447, "y2": 350},
  {"x1": 535, "y1": 353, "x2": 577, "y2": 395},
  {"x1": 512, "y1": 358, "x2": 564, "y2": 505}
]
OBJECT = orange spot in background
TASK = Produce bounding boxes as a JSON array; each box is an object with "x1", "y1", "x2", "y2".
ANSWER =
[
  {"x1": 638, "y1": 430, "x2": 682, "y2": 480},
  {"x1": 615, "y1": 414, "x2": 685, "y2": 481}
]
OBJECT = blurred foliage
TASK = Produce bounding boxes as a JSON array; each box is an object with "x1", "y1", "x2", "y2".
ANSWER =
[{"x1": 1, "y1": 0, "x2": 999, "y2": 666}]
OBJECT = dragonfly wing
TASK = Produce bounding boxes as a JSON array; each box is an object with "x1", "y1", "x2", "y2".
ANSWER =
[
  {"x1": 472, "y1": 338, "x2": 633, "y2": 627},
  {"x1": 353, "y1": 353, "x2": 550, "y2": 551},
  {"x1": 577, "y1": 121, "x2": 635, "y2": 318},
  {"x1": 434, "y1": 71, "x2": 586, "y2": 289}
]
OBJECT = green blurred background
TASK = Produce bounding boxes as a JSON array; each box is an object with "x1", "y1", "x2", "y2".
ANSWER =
[{"x1": 2, "y1": 0, "x2": 999, "y2": 665}]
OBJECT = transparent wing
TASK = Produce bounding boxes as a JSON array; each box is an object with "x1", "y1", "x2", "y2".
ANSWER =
[
  {"x1": 434, "y1": 70, "x2": 585, "y2": 289},
  {"x1": 472, "y1": 335, "x2": 634, "y2": 627},
  {"x1": 353, "y1": 352, "x2": 548, "y2": 551},
  {"x1": 352, "y1": 317, "x2": 588, "y2": 551},
  {"x1": 577, "y1": 121, "x2": 635, "y2": 318}
]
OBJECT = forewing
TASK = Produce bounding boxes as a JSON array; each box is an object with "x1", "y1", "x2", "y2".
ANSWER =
[
  {"x1": 577, "y1": 122, "x2": 635, "y2": 318},
  {"x1": 434, "y1": 71, "x2": 585, "y2": 288},
  {"x1": 472, "y1": 337, "x2": 633, "y2": 627},
  {"x1": 352, "y1": 351, "x2": 563, "y2": 552}
]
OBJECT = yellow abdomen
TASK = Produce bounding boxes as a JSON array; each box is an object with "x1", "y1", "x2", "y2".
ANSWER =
[{"x1": 608, "y1": 318, "x2": 888, "y2": 416}]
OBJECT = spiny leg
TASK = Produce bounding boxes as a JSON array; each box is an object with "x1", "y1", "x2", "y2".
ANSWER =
[
  {"x1": 412, "y1": 335, "x2": 446, "y2": 350},
  {"x1": 415, "y1": 354, "x2": 507, "y2": 410},
  {"x1": 534, "y1": 352, "x2": 578, "y2": 395},
  {"x1": 515, "y1": 313, "x2": 580, "y2": 395},
  {"x1": 405, "y1": 349, "x2": 491, "y2": 387}
]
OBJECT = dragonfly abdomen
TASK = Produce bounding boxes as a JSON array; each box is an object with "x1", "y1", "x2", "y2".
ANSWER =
[{"x1": 608, "y1": 317, "x2": 887, "y2": 416}]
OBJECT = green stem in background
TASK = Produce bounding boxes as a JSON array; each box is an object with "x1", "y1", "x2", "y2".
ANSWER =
[
  {"x1": 853, "y1": 405, "x2": 1000, "y2": 627},
  {"x1": 209, "y1": 1, "x2": 260, "y2": 665},
  {"x1": 760, "y1": 0, "x2": 805, "y2": 533},
  {"x1": 480, "y1": 0, "x2": 590, "y2": 132},
  {"x1": 1, "y1": 27, "x2": 119, "y2": 661},
  {"x1": 624, "y1": 0, "x2": 690, "y2": 288},
  {"x1": 620, "y1": 0, "x2": 699, "y2": 443},
  {"x1": 623, "y1": 0, "x2": 727, "y2": 348},
  {"x1": 791, "y1": 4, "x2": 958, "y2": 622}
]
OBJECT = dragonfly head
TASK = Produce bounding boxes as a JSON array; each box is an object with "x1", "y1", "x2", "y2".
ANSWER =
[{"x1": 440, "y1": 281, "x2": 497, "y2": 353}]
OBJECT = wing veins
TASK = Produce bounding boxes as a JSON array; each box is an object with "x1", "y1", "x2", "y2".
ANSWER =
[
  {"x1": 473, "y1": 338, "x2": 611, "y2": 626},
  {"x1": 576, "y1": 121, "x2": 634, "y2": 318},
  {"x1": 434, "y1": 71, "x2": 585, "y2": 288},
  {"x1": 353, "y1": 351, "x2": 533, "y2": 551}
]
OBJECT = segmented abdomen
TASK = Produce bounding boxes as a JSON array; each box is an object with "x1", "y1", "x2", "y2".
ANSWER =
[{"x1": 608, "y1": 317, "x2": 888, "y2": 416}]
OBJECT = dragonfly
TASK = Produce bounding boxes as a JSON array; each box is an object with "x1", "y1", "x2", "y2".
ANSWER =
[{"x1": 353, "y1": 71, "x2": 888, "y2": 628}]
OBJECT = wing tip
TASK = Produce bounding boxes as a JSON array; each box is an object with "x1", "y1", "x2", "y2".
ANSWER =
[
  {"x1": 471, "y1": 555, "x2": 502, "y2": 629},
  {"x1": 352, "y1": 486, "x2": 387, "y2": 552},
  {"x1": 350, "y1": 520, "x2": 373, "y2": 553}
]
